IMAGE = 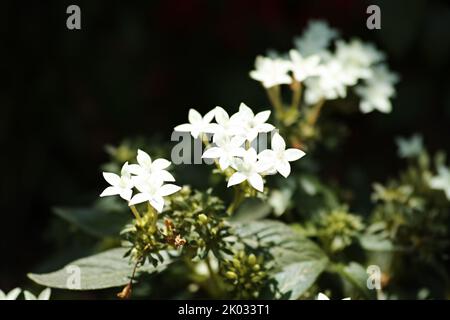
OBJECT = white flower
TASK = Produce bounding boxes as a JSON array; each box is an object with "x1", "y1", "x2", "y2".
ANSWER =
[
  {"x1": 174, "y1": 108, "x2": 218, "y2": 139},
  {"x1": 24, "y1": 288, "x2": 51, "y2": 300},
  {"x1": 249, "y1": 55, "x2": 292, "y2": 88},
  {"x1": 317, "y1": 292, "x2": 351, "y2": 300},
  {"x1": 128, "y1": 149, "x2": 174, "y2": 182},
  {"x1": 355, "y1": 64, "x2": 399, "y2": 113},
  {"x1": 228, "y1": 149, "x2": 270, "y2": 192},
  {"x1": 396, "y1": 134, "x2": 424, "y2": 159},
  {"x1": 304, "y1": 59, "x2": 353, "y2": 104},
  {"x1": 430, "y1": 166, "x2": 450, "y2": 200},
  {"x1": 202, "y1": 133, "x2": 246, "y2": 170},
  {"x1": 100, "y1": 162, "x2": 134, "y2": 201},
  {"x1": 335, "y1": 39, "x2": 385, "y2": 84},
  {"x1": 294, "y1": 20, "x2": 339, "y2": 56},
  {"x1": 129, "y1": 175, "x2": 181, "y2": 212},
  {"x1": 258, "y1": 132, "x2": 306, "y2": 177},
  {"x1": 236, "y1": 103, "x2": 275, "y2": 142},
  {"x1": 213, "y1": 106, "x2": 245, "y2": 137},
  {"x1": 289, "y1": 49, "x2": 321, "y2": 82},
  {"x1": 0, "y1": 288, "x2": 21, "y2": 300}
]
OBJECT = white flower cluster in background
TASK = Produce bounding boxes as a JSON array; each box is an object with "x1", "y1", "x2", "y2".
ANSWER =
[
  {"x1": 316, "y1": 292, "x2": 351, "y2": 300},
  {"x1": 249, "y1": 19, "x2": 399, "y2": 114},
  {"x1": 174, "y1": 103, "x2": 306, "y2": 192},
  {"x1": 100, "y1": 150, "x2": 181, "y2": 213}
]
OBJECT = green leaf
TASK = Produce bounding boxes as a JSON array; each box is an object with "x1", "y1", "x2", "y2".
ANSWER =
[
  {"x1": 230, "y1": 198, "x2": 272, "y2": 222},
  {"x1": 28, "y1": 248, "x2": 173, "y2": 290},
  {"x1": 53, "y1": 198, "x2": 130, "y2": 238},
  {"x1": 333, "y1": 262, "x2": 376, "y2": 299},
  {"x1": 233, "y1": 220, "x2": 328, "y2": 299}
]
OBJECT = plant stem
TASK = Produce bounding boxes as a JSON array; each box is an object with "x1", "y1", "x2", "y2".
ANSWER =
[
  {"x1": 290, "y1": 81, "x2": 302, "y2": 111},
  {"x1": 307, "y1": 98, "x2": 325, "y2": 126},
  {"x1": 266, "y1": 86, "x2": 284, "y2": 119},
  {"x1": 227, "y1": 186, "x2": 244, "y2": 215},
  {"x1": 205, "y1": 256, "x2": 222, "y2": 296},
  {"x1": 129, "y1": 205, "x2": 142, "y2": 222}
]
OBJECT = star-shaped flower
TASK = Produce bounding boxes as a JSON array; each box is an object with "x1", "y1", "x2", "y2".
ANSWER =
[
  {"x1": 128, "y1": 149, "x2": 174, "y2": 182},
  {"x1": 396, "y1": 134, "x2": 423, "y2": 159},
  {"x1": 174, "y1": 108, "x2": 218, "y2": 139},
  {"x1": 289, "y1": 49, "x2": 321, "y2": 82},
  {"x1": 202, "y1": 132, "x2": 246, "y2": 170},
  {"x1": 129, "y1": 175, "x2": 181, "y2": 212},
  {"x1": 258, "y1": 132, "x2": 306, "y2": 178},
  {"x1": 249, "y1": 55, "x2": 292, "y2": 88},
  {"x1": 236, "y1": 103, "x2": 275, "y2": 142},
  {"x1": 0, "y1": 288, "x2": 21, "y2": 300},
  {"x1": 228, "y1": 149, "x2": 271, "y2": 192},
  {"x1": 100, "y1": 162, "x2": 134, "y2": 201},
  {"x1": 214, "y1": 106, "x2": 245, "y2": 137},
  {"x1": 430, "y1": 166, "x2": 450, "y2": 200},
  {"x1": 24, "y1": 288, "x2": 51, "y2": 300}
]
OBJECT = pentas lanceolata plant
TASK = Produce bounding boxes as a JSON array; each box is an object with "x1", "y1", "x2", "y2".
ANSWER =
[{"x1": 25, "y1": 20, "x2": 449, "y2": 301}]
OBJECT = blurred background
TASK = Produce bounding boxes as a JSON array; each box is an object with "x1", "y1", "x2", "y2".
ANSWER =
[{"x1": 1, "y1": 0, "x2": 450, "y2": 295}]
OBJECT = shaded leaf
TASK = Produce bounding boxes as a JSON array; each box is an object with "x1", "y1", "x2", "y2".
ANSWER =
[{"x1": 231, "y1": 198, "x2": 272, "y2": 222}]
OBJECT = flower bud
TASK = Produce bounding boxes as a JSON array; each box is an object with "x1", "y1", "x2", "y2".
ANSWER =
[
  {"x1": 198, "y1": 213, "x2": 208, "y2": 224},
  {"x1": 247, "y1": 254, "x2": 257, "y2": 266},
  {"x1": 225, "y1": 271, "x2": 238, "y2": 280}
]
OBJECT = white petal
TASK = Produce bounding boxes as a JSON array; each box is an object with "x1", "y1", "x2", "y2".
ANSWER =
[
  {"x1": 258, "y1": 149, "x2": 275, "y2": 161},
  {"x1": 202, "y1": 147, "x2": 223, "y2": 159},
  {"x1": 38, "y1": 288, "x2": 51, "y2": 300},
  {"x1": 120, "y1": 162, "x2": 131, "y2": 176},
  {"x1": 215, "y1": 106, "x2": 229, "y2": 125},
  {"x1": 24, "y1": 291, "x2": 36, "y2": 300},
  {"x1": 244, "y1": 148, "x2": 258, "y2": 163},
  {"x1": 317, "y1": 293, "x2": 330, "y2": 300},
  {"x1": 203, "y1": 109, "x2": 216, "y2": 123},
  {"x1": 100, "y1": 186, "x2": 120, "y2": 197},
  {"x1": 129, "y1": 193, "x2": 151, "y2": 206},
  {"x1": 150, "y1": 196, "x2": 165, "y2": 213},
  {"x1": 174, "y1": 123, "x2": 193, "y2": 132},
  {"x1": 137, "y1": 149, "x2": 152, "y2": 167},
  {"x1": 285, "y1": 148, "x2": 306, "y2": 161},
  {"x1": 239, "y1": 102, "x2": 254, "y2": 117},
  {"x1": 191, "y1": 129, "x2": 200, "y2": 139},
  {"x1": 271, "y1": 132, "x2": 286, "y2": 152},
  {"x1": 276, "y1": 160, "x2": 291, "y2": 178},
  {"x1": 248, "y1": 173, "x2": 264, "y2": 192},
  {"x1": 254, "y1": 110, "x2": 271, "y2": 124},
  {"x1": 188, "y1": 108, "x2": 202, "y2": 124},
  {"x1": 5, "y1": 288, "x2": 21, "y2": 300},
  {"x1": 246, "y1": 129, "x2": 259, "y2": 142},
  {"x1": 219, "y1": 156, "x2": 230, "y2": 170},
  {"x1": 102, "y1": 172, "x2": 120, "y2": 186},
  {"x1": 203, "y1": 123, "x2": 219, "y2": 133},
  {"x1": 227, "y1": 172, "x2": 247, "y2": 187},
  {"x1": 127, "y1": 164, "x2": 143, "y2": 175},
  {"x1": 257, "y1": 123, "x2": 275, "y2": 133},
  {"x1": 255, "y1": 159, "x2": 273, "y2": 173},
  {"x1": 158, "y1": 184, "x2": 181, "y2": 197},
  {"x1": 119, "y1": 188, "x2": 133, "y2": 201},
  {"x1": 153, "y1": 170, "x2": 175, "y2": 182},
  {"x1": 152, "y1": 158, "x2": 171, "y2": 170},
  {"x1": 230, "y1": 136, "x2": 246, "y2": 148}
]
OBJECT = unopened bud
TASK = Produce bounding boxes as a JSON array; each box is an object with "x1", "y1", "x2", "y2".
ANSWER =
[
  {"x1": 247, "y1": 254, "x2": 257, "y2": 266},
  {"x1": 225, "y1": 271, "x2": 238, "y2": 280},
  {"x1": 198, "y1": 214, "x2": 208, "y2": 224}
]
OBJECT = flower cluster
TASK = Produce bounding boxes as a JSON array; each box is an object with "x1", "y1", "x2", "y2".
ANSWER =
[
  {"x1": 174, "y1": 103, "x2": 306, "y2": 192},
  {"x1": 100, "y1": 149, "x2": 181, "y2": 213},
  {"x1": 249, "y1": 20, "x2": 398, "y2": 113}
]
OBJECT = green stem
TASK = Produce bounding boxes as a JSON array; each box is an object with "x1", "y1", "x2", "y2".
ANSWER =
[
  {"x1": 291, "y1": 81, "x2": 302, "y2": 111},
  {"x1": 227, "y1": 185, "x2": 245, "y2": 215},
  {"x1": 129, "y1": 205, "x2": 142, "y2": 223},
  {"x1": 266, "y1": 86, "x2": 284, "y2": 119},
  {"x1": 307, "y1": 98, "x2": 325, "y2": 126}
]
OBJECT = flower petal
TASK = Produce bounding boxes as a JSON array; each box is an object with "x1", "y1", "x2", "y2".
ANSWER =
[
  {"x1": 285, "y1": 148, "x2": 306, "y2": 161},
  {"x1": 214, "y1": 106, "x2": 229, "y2": 125},
  {"x1": 129, "y1": 193, "x2": 151, "y2": 206},
  {"x1": 202, "y1": 147, "x2": 223, "y2": 159},
  {"x1": 174, "y1": 123, "x2": 193, "y2": 132},
  {"x1": 188, "y1": 108, "x2": 202, "y2": 124},
  {"x1": 227, "y1": 172, "x2": 247, "y2": 187},
  {"x1": 5, "y1": 288, "x2": 21, "y2": 300},
  {"x1": 254, "y1": 110, "x2": 271, "y2": 124},
  {"x1": 219, "y1": 156, "x2": 230, "y2": 170},
  {"x1": 103, "y1": 172, "x2": 120, "y2": 186},
  {"x1": 150, "y1": 196, "x2": 165, "y2": 213},
  {"x1": 257, "y1": 123, "x2": 275, "y2": 133},
  {"x1": 137, "y1": 149, "x2": 152, "y2": 167},
  {"x1": 100, "y1": 186, "x2": 120, "y2": 197},
  {"x1": 158, "y1": 184, "x2": 181, "y2": 197},
  {"x1": 153, "y1": 170, "x2": 175, "y2": 182},
  {"x1": 119, "y1": 188, "x2": 133, "y2": 201},
  {"x1": 24, "y1": 291, "x2": 36, "y2": 300},
  {"x1": 203, "y1": 109, "x2": 216, "y2": 123},
  {"x1": 38, "y1": 288, "x2": 51, "y2": 300},
  {"x1": 248, "y1": 173, "x2": 264, "y2": 192},
  {"x1": 271, "y1": 132, "x2": 286, "y2": 152},
  {"x1": 152, "y1": 158, "x2": 171, "y2": 170},
  {"x1": 276, "y1": 160, "x2": 291, "y2": 178},
  {"x1": 317, "y1": 293, "x2": 330, "y2": 300}
]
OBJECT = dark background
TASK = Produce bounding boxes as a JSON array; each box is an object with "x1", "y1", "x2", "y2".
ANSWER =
[{"x1": 1, "y1": 0, "x2": 450, "y2": 292}]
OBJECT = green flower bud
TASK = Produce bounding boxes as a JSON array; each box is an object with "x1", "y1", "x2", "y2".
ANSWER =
[
  {"x1": 225, "y1": 271, "x2": 238, "y2": 280},
  {"x1": 247, "y1": 254, "x2": 257, "y2": 266},
  {"x1": 232, "y1": 258, "x2": 241, "y2": 269},
  {"x1": 198, "y1": 213, "x2": 208, "y2": 224},
  {"x1": 252, "y1": 264, "x2": 260, "y2": 271}
]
